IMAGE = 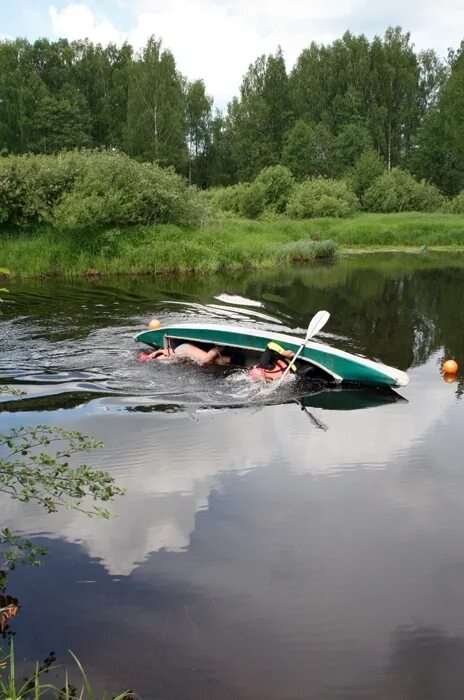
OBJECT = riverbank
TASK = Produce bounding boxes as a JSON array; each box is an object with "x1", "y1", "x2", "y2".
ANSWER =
[{"x1": 1, "y1": 213, "x2": 464, "y2": 279}]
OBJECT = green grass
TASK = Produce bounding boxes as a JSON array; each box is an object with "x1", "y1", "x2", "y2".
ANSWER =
[
  {"x1": 1, "y1": 213, "x2": 464, "y2": 279},
  {"x1": 300, "y1": 212, "x2": 464, "y2": 246},
  {"x1": 0, "y1": 638, "x2": 132, "y2": 699}
]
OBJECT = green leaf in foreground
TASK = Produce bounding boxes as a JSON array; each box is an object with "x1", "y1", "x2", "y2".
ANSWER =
[
  {"x1": 0, "y1": 425, "x2": 125, "y2": 573},
  {"x1": 0, "y1": 426, "x2": 124, "y2": 516}
]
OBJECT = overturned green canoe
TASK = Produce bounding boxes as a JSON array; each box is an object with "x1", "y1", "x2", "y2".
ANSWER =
[{"x1": 134, "y1": 322, "x2": 409, "y2": 388}]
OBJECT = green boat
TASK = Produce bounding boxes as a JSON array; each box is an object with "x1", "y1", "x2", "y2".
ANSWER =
[{"x1": 134, "y1": 320, "x2": 409, "y2": 388}]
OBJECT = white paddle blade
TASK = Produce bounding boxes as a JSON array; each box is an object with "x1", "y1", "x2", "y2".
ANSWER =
[
  {"x1": 279, "y1": 310, "x2": 330, "y2": 383},
  {"x1": 305, "y1": 310, "x2": 330, "y2": 341}
]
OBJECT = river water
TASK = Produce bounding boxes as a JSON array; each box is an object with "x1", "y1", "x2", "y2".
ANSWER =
[{"x1": 1, "y1": 254, "x2": 464, "y2": 699}]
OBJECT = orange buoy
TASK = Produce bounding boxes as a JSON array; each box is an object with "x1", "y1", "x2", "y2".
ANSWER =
[
  {"x1": 148, "y1": 319, "x2": 161, "y2": 330},
  {"x1": 443, "y1": 372, "x2": 458, "y2": 383},
  {"x1": 443, "y1": 359, "x2": 458, "y2": 374}
]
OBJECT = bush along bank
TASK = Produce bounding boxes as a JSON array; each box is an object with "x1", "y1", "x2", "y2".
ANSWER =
[
  {"x1": 1, "y1": 151, "x2": 464, "y2": 280},
  {"x1": 208, "y1": 158, "x2": 463, "y2": 219},
  {"x1": 0, "y1": 150, "x2": 207, "y2": 231}
]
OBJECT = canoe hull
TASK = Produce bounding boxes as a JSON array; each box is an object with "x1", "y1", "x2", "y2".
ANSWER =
[{"x1": 134, "y1": 323, "x2": 409, "y2": 388}]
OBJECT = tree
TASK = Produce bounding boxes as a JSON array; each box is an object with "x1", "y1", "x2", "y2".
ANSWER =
[
  {"x1": 105, "y1": 42, "x2": 133, "y2": 149},
  {"x1": 225, "y1": 48, "x2": 291, "y2": 181},
  {"x1": 25, "y1": 83, "x2": 92, "y2": 153},
  {"x1": 206, "y1": 111, "x2": 237, "y2": 186},
  {"x1": 336, "y1": 122, "x2": 373, "y2": 170},
  {"x1": 0, "y1": 40, "x2": 23, "y2": 153},
  {"x1": 409, "y1": 43, "x2": 464, "y2": 194},
  {"x1": 282, "y1": 120, "x2": 337, "y2": 179},
  {"x1": 261, "y1": 47, "x2": 292, "y2": 158},
  {"x1": 289, "y1": 29, "x2": 423, "y2": 170},
  {"x1": 0, "y1": 39, "x2": 44, "y2": 153},
  {"x1": 289, "y1": 42, "x2": 330, "y2": 125},
  {"x1": 289, "y1": 32, "x2": 371, "y2": 131},
  {"x1": 368, "y1": 28, "x2": 421, "y2": 168},
  {"x1": 185, "y1": 79, "x2": 212, "y2": 187},
  {"x1": 29, "y1": 37, "x2": 75, "y2": 93},
  {"x1": 124, "y1": 36, "x2": 187, "y2": 170},
  {"x1": 418, "y1": 49, "x2": 447, "y2": 115},
  {"x1": 71, "y1": 39, "x2": 133, "y2": 148},
  {"x1": 329, "y1": 33, "x2": 372, "y2": 129}
]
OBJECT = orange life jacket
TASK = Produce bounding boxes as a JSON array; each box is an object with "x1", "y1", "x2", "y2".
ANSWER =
[{"x1": 248, "y1": 358, "x2": 289, "y2": 382}]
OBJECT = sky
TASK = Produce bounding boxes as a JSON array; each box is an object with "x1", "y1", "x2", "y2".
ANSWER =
[{"x1": 1, "y1": 0, "x2": 463, "y2": 108}]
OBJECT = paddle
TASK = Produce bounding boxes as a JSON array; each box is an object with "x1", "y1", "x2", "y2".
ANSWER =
[
  {"x1": 279, "y1": 310, "x2": 330, "y2": 382},
  {"x1": 296, "y1": 400, "x2": 329, "y2": 431}
]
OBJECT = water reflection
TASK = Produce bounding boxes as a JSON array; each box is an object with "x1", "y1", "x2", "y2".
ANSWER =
[
  {"x1": 0, "y1": 381, "x2": 405, "y2": 415},
  {"x1": 8, "y1": 398, "x2": 464, "y2": 698},
  {"x1": 2, "y1": 255, "x2": 464, "y2": 698},
  {"x1": 0, "y1": 354, "x2": 456, "y2": 577}
]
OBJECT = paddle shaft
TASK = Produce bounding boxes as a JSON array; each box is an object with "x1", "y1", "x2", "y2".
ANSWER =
[{"x1": 280, "y1": 310, "x2": 330, "y2": 381}]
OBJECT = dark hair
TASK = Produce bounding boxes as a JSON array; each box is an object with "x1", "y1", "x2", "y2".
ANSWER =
[{"x1": 228, "y1": 348, "x2": 246, "y2": 366}]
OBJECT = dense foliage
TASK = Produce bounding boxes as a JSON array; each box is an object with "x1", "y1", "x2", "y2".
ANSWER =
[
  {"x1": 254, "y1": 165, "x2": 295, "y2": 213},
  {"x1": 362, "y1": 169, "x2": 444, "y2": 212},
  {"x1": 442, "y1": 190, "x2": 464, "y2": 214},
  {"x1": 0, "y1": 151, "x2": 206, "y2": 230},
  {"x1": 1, "y1": 29, "x2": 464, "y2": 195},
  {"x1": 287, "y1": 178, "x2": 360, "y2": 218}
]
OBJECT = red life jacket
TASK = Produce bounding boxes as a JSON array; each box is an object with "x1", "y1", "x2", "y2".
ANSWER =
[{"x1": 248, "y1": 358, "x2": 289, "y2": 382}]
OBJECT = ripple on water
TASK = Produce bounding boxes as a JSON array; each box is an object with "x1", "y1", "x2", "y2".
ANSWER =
[
  {"x1": 1, "y1": 285, "x2": 408, "y2": 418},
  {"x1": 1, "y1": 290, "x2": 313, "y2": 412}
]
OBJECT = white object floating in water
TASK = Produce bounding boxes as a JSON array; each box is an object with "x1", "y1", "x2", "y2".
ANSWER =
[{"x1": 214, "y1": 294, "x2": 263, "y2": 308}]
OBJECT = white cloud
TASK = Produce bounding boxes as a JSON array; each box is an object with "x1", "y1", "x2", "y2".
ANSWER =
[
  {"x1": 47, "y1": 0, "x2": 464, "y2": 108},
  {"x1": 49, "y1": 3, "x2": 125, "y2": 45}
]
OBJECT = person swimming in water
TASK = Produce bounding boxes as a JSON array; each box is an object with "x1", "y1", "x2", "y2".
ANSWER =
[
  {"x1": 248, "y1": 341, "x2": 296, "y2": 381},
  {"x1": 140, "y1": 341, "x2": 245, "y2": 366}
]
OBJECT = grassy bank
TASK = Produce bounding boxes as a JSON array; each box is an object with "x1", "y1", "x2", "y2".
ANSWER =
[
  {"x1": 1, "y1": 213, "x2": 464, "y2": 279},
  {"x1": 296, "y1": 212, "x2": 464, "y2": 246}
]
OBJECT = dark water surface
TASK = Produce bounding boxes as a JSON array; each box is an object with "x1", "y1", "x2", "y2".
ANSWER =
[{"x1": 2, "y1": 254, "x2": 464, "y2": 699}]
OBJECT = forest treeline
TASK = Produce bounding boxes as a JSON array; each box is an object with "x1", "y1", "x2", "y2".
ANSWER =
[{"x1": 1, "y1": 27, "x2": 464, "y2": 194}]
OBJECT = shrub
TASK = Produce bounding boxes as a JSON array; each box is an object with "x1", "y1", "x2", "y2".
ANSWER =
[
  {"x1": 53, "y1": 152, "x2": 206, "y2": 230},
  {"x1": 363, "y1": 168, "x2": 444, "y2": 212},
  {"x1": 346, "y1": 149, "x2": 386, "y2": 198},
  {"x1": 0, "y1": 151, "x2": 84, "y2": 227},
  {"x1": 286, "y1": 178, "x2": 360, "y2": 218},
  {"x1": 254, "y1": 165, "x2": 295, "y2": 213},
  {"x1": 209, "y1": 183, "x2": 247, "y2": 214},
  {"x1": 442, "y1": 190, "x2": 464, "y2": 214},
  {"x1": 238, "y1": 182, "x2": 265, "y2": 219},
  {"x1": 209, "y1": 166, "x2": 295, "y2": 219},
  {"x1": 0, "y1": 150, "x2": 207, "y2": 231},
  {"x1": 279, "y1": 239, "x2": 338, "y2": 262}
]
